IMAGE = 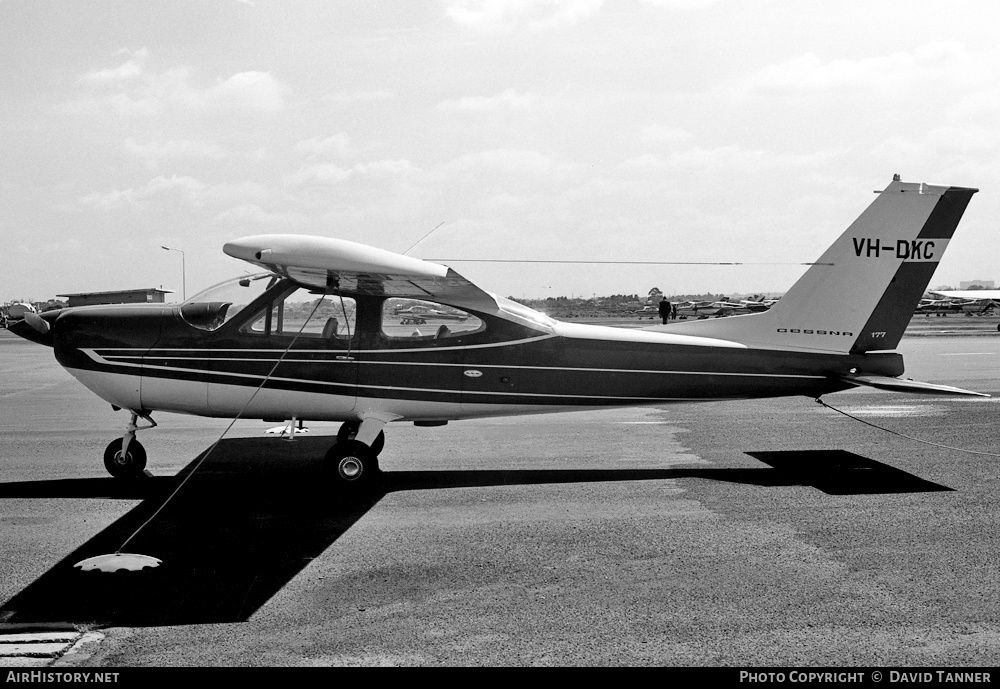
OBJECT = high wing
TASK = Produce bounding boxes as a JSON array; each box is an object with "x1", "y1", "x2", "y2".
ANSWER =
[{"x1": 223, "y1": 234, "x2": 500, "y2": 314}]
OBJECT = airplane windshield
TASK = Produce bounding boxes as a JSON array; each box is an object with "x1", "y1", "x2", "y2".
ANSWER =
[{"x1": 180, "y1": 273, "x2": 277, "y2": 331}]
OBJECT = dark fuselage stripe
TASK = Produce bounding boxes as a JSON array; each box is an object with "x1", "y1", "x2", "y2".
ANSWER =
[{"x1": 83, "y1": 348, "x2": 825, "y2": 381}]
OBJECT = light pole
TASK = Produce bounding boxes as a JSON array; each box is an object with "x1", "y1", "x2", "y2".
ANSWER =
[{"x1": 161, "y1": 246, "x2": 186, "y2": 301}]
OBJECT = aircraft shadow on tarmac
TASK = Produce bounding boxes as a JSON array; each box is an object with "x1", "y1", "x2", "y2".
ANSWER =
[
  {"x1": 0, "y1": 440, "x2": 949, "y2": 629},
  {"x1": 743, "y1": 449, "x2": 953, "y2": 496}
]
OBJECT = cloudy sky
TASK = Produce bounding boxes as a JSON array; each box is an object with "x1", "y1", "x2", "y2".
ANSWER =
[{"x1": 3, "y1": 0, "x2": 999, "y2": 303}]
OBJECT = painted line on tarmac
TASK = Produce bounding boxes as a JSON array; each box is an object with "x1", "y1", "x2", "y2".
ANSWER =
[
  {"x1": 831, "y1": 405, "x2": 943, "y2": 418},
  {"x1": 0, "y1": 631, "x2": 81, "y2": 667},
  {"x1": 0, "y1": 630, "x2": 103, "y2": 668}
]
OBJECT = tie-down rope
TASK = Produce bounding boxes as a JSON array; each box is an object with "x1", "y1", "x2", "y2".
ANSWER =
[{"x1": 816, "y1": 397, "x2": 1000, "y2": 458}]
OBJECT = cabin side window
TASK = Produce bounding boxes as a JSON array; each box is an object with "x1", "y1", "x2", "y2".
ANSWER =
[
  {"x1": 240, "y1": 287, "x2": 356, "y2": 340},
  {"x1": 380, "y1": 298, "x2": 484, "y2": 341}
]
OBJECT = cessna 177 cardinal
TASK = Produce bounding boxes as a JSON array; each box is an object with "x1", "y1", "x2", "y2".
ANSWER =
[{"x1": 9, "y1": 177, "x2": 987, "y2": 487}]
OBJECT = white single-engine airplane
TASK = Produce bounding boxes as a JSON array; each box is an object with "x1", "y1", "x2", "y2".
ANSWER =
[
  {"x1": 392, "y1": 302, "x2": 470, "y2": 326},
  {"x1": 929, "y1": 289, "x2": 1000, "y2": 302},
  {"x1": 9, "y1": 178, "x2": 987, "y2": 487},
  {"x1": 926, "y1": 289, "x2": 1000, "y2": 315}
]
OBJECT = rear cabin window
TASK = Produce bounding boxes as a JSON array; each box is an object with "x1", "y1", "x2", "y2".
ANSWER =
[{"x1": 381, "y1": 298, "x2": 483, "y2": 341}]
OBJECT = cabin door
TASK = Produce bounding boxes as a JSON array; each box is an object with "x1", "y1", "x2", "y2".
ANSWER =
[{"x1": 207, "y1": 290, "x2": 359, "y2": 419}]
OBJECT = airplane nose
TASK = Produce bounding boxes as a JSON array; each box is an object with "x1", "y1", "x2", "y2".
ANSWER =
[{"x1": 7, "y1": 310, "x2": 58, "y2": 347}]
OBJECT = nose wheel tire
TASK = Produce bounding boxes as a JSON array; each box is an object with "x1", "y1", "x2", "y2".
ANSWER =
[
  {"x1": 325, "y1": 439, "x2": 380, "y2": 488},
  {"x1": 103, "y1": 438, "x2": 148, "y2": 479},
  {"x1": 336, "y1": 421, "x2": 385, "y2": 456}
]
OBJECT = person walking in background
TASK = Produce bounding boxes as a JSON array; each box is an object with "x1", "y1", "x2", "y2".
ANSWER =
[{"x1": 658, "y1": 297, "x2": 672, "y2": 325}]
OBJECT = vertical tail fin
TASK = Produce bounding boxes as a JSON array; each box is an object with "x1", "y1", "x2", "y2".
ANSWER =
[{"x1": 660, "y1": 178, "x2": 978, "y2": 353}]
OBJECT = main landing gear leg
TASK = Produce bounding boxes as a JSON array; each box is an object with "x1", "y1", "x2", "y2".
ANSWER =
[
  {"x1": 103, "y1": 411, "x2": 156, "y2": 480},
  {"x1": 325, "y1": 416, "x2": 392, "y2": 488}
]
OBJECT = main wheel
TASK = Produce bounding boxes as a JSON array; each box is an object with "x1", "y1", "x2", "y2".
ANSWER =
[
  {"x1": 336, "y1": 421, "x2": 385, "y2": 456},
  {"x1": 103, "y1": 438, "x2": 148, "y2": 479},
  {"x1": 325, "y1": 439, "x2": 380, "y2": 487}
]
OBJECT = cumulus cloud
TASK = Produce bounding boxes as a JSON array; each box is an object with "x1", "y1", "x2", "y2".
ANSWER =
[
  {"x1": 122, "y1": 138, "x2": 225, "y2": 166},
  {"x1": 618, "y1": 145, "x2": 842, "y2": 176},
  {"x1": 294, "y1": 134, "x2": 351, "y2": 159},
  {"x1": 288, "y1": 163, "x2": 351, "y2": 185},
  {"x1": 354, "y1": 159, "x2": 421, "y2": 177},
  {"x1": 873, "y1": 126, "x2": 1000, "y2": 163},
  {"x1": 288, "y1": 159, "x2": 421, "y2": 186},
  {"x1": 448, "y1": 148, "x2": 574, "y2": 177},
  {"x1": 205, "y1": 71, "x2": 286, "y2": 112},
  {"x1": 321, "y1": 90, "x2": 394, "y2": 104},
  {"x1": 444, "y1": 0, "x2": 604, "y2": 32},
  {"x1": 438, "y1": 88, "x2": 534, "y2": 112},
  {"x1": 77, "y1": 48, "x2": 149, "y2": 84},
  {"x1": 142, "y1": 175, "x2": 209, "y2": 199},
  {"x1": 70, "y1": 51, "x2": 289, "y2": 116},
  {"x1": 746, "y1": 41, "x2": 971, "y2": 94},
  {"x1": 79, "y1": 176, "x2": 273, "y2": 211},
  {"x1": 947, "y1": 87, "x2": 1000, "y2": 122},
  {"x1": 640, "y1": 125, "x2": 693, "y2": 145},
  {"x1": 215, "y1": 204, "x2": 309, "y2": 228},
  {"x1": 636, "y1": 0, "x2": 721, "y2": 9},
  {"x1": 80, "y1": 175, "x2": 209, "y2": 210},
  {"x1": 79, "y1": 188, "x2": 139, "y2": 211}
]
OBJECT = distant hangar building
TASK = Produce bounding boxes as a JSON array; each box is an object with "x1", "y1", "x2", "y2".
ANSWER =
[
  {"x1": 959, "y1": 280, "x2": 995, "y2": 290},
  {"x1": 57, "y1": 288, "x2": 174, "y2": 308}
]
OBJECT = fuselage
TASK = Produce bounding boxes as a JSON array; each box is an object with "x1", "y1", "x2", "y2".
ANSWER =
[{"x1": 12, "y1": 276, "x2": 904, "y2": 424}]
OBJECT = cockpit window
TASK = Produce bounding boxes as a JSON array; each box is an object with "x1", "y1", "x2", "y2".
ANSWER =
[
  {"x1": 180, "y1": 273, "x2": 276, "y2": 331},
  {"x1": 270, "y1": 288, "x2": 356, "y2": 339}
]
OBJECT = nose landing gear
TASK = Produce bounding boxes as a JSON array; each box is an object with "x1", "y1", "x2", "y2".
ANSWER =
[{"x1": 104, "y1": 411, "x2": 156, "y2": 479}]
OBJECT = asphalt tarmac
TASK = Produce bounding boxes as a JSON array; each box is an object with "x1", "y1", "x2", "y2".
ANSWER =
[{"x1": 1, "y1": 326, "x2": 999, "y2": 667}]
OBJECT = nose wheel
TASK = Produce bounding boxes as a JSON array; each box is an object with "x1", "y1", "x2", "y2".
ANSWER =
[
  {"x1": 103, "y1": 438, "x2": 148, "y2": 479},
  {"x1": 103, "y1": 411, "x2": 156, "y2": 479}
]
